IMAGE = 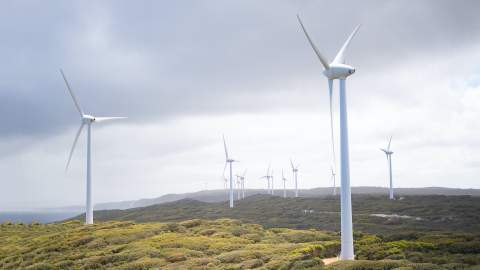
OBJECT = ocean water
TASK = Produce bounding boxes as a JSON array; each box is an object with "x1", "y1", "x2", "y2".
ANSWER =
[{"x1": 0, "y1": 212, "x2": 81, "y2": 224}]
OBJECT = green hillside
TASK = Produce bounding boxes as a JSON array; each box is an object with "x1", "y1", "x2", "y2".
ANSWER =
[
  {"x1": 82, "y1": 194, "x2": 480, "y2": 235},
  {"x1": 1, "y1": 219, "x2": 479, "y2": 269}
]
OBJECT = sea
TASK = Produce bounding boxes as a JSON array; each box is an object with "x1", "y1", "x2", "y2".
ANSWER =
[{"x1": 0, "y1": 212, "x2": 81, "y2": 224}]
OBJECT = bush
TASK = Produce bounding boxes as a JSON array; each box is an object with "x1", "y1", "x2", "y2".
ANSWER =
[
  {"x1": 290, "y1": 258, "x2": 323, "y2": 269},
  {"x1": 241, "y1": 258, "x2": 264, "y2": 268},
  {"x1": 55, "y1": 260, "x2": 74, "y2": 269},
  {"x1": 25, "y1": 263, "x2": 55, "y2": 270},
  {"x1": 165, "y1": 252, "x2": 187, "y2": 263},
  {"x1": 165, "y1": 223, "x2": 186, "y2": 233},
  {"x1": 180, "y1": 219, "x2": 203, "y2": 228}
]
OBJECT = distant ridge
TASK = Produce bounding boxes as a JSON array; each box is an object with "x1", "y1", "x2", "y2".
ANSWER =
[
  {"x1": 50, "y1": 186, "x2": 480, "y2": 212},
  {"x1": 71, "y1": 194, "x2": 480, "y2": 235}
]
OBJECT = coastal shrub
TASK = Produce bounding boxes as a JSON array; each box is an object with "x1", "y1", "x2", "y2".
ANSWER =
[
  {"x1": 1, "y1": 218, "x2": 479, "y2": 269},
  {"x1": 55, "y1": 260, "x2": 74, "y2": 268},
  {"x1": 25, "y1": 263, "x2": 55, "y2": 270},
  {"x1": 241, "y1": 258, "x2": 264, "y2": 268},
  {"x1": 290, "y1": 258, "x2": 323, "y2": 269},
  {"x1": 217, "y1": 250, "x2": 262, "y2": 263},
  {"x1": 180, "y1": 219, "x2": 203, "y2": 228}
]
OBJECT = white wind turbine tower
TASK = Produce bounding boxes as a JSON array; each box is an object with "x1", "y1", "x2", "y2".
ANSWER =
[
  {"x1": 260, "y1": 165, "x2": 272, "y2": 195},
  {"x1": 236, "y1": 175, "x2": 242, "y2": 200},
  {"x1": 290, "y1": 159, "x2": 299, "y2": 197},
  {"x1": 331, "y1": 166, "x2": 337, "y2": 196},
  {"x1": 271, "y1": 170, "x2": 275, "y2": 195},
  {"x1": 61, "y1": 69, "x2": 126, "y2": 225},
  {"x1": 380, "y1": 136, "x2": 394, "y2": 200},
  {"x1": 282, "y1": 169, "x2": 288, "y2": 198},
  {"x1": 297, "y1": 15, "x2": 361, "y2": 260},
  {"x1": 222, "y1": 135, "x2": 237, "y2": 208},
  {"x1": 236, "y1": 169, "x2": 247, "y2": 199}
]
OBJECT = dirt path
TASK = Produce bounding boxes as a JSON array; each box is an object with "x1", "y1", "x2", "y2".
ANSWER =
[{"x1": 322, "y1": 257, "x2": 339, "y2": 265}]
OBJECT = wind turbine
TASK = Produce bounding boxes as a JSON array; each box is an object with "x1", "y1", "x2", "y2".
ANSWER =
[
  {"x1": 236, "y1": 175, "x2": 242, "y2": 200},
  {"x1": 297, "y1": 15, "x2": 360, "y2": 260},
  {"x1": 260, "y1": 164, "x2": 271, "y2": 195},
  {"x1": 61, "y1": 69, "x2": 126, "y2": 225},
  {"x1": 222, "y1": 176, "x2": 228, "y2": 190},
  {"x1": 331, "y1": 166, "x2": 337, "y2": 196},
  {"x1": 222, "y1": 135, "x2": 237, "y2": 208},
  {"x1": 380, "y1": 136, "x2": 394, "y2": 200},
  {"x1": 270, "y1": 170, "x2": 275, "y2": 195},
  {"x1": 290, "y1": 159, "x2": 299, "y2": 197},
  {"x1": 236, "y1": 169, "x2": 247, "y2": 199},
  {"x1": 282, "y1": 169, "x2": 287, "y2": 198}
]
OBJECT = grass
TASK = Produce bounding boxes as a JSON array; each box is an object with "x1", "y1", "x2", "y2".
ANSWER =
[
  {"x1": 1, "y1": 218, "x2": 479, "y2": 269},
  {"x1": 0, "y1": 219, "x2": 337, "y2": 269},
  {"x1": 79, "y1": 194, "x2": 480, "y2": 235}
]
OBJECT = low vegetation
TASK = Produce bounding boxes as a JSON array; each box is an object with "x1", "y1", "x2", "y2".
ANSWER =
[
  {"x1": 1, "y1": 219, "x2": 479, "y2": 269},
  {"x1": 83, "y1": 195, "x2": 480, "y2": 235}
]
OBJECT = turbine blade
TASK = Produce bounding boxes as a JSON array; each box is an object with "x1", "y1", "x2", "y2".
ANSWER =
[
  {"x1": 222, "y1": 134, "x2": 229, "y2": 160},
  {"x1": 290, "y1": 159, "x2": 294, "y2": 170},
  {"x1": 296, "y1": 14, "x2": 330, "y2": 70},
  {"x1": 243, "y1": 169, "x2": 247, "y2": 177},
  {"x1": 328, "y1": 79, "x2": 337, "y2": 173},
  {"x1": 223, "y1": 162, "x2": 227, "y2": 177},
  {"x1": 332, "y1": 24, "x2": 361, "y2": 64},
  {"x1": 60, "y1": 69, "x2": 84, "y2": 116},
  {"x1": 387, "y1": 135, "x2": 393, "y2": 151},
  {"x1": 66, "y1": 123, "x2": 85, "y2": 171},
  {"x1": 95, "y1": 117, "x2": 127, "y2": 123}
]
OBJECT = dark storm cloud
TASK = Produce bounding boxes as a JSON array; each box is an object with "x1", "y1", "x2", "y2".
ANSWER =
[{"x1": 1, "y1": 0, "x2": 479, "y2": 139}]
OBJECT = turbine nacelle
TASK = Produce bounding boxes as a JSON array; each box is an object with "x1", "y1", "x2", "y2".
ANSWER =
[
  {"x1": 82, "y1": 115, "x2": 96, "y2": 123},
  {"x1": 324, "y1": 64, "x2": 356, "y2": 80},
  {"x1": 381, "y1": 136, "x2": 394, "y2": 155}
]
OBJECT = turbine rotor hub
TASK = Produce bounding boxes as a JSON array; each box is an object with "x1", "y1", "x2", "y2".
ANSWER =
[
  {"x1": 82, "y1": 115, "x2": 96, "y2": 123},
  {"x1": 323, "y1": 64, "x2": 356, "y2": 80}
]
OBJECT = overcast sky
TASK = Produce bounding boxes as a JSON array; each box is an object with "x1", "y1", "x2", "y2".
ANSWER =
[{"x1": 1, "y1": 0, "x2": 480, "y2": 210}]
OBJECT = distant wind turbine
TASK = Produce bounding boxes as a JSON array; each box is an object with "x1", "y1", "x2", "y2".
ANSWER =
[
  {"x1": 282, "y1": 169, "x2": 287, "y2": 198},
  {"x1": 222, "y1": 176, "x2": 228, "y2": 190},
  {"x1": 236, "y1": 175, "x2": 242, "y2": 200},
  {"x1": 61, "y1": 69, "x2": 126, "y2": 225},
  {"x1": 222, "y1": 135, "x2": 237, "y2": 208},
  {"x1": 290, "y1": 159, "x2": 299, "y2": 197},
  {"x1": 271, "y1": 170, "x2": 275, "y2": 195},
  {"x1": 331, "y1": 167, "x2": 337, "y2": 196},
  {"x1": 236, "y1": 169, "x2": 247, "y2": 199},
  {"x1": 260, "y1": 164, "x2": 272, "y2": 195},
  {"x1": 297, "y1": 15, "x2": 361, "y2": 260},
  {"x1": 380, "y1": 136, "x2": 394, "y2": 200}
]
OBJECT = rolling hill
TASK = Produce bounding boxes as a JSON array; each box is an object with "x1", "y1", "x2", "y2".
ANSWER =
[
  {"x1": 75, "y1": 194, "x2": 480, "y2": 235},
  {"x1": 50, "y1": 186, "x2": 480, "y2": 212}
]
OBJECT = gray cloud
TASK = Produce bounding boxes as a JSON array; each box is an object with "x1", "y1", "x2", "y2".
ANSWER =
[
  {"x1": 1, "y1": 0, "x2": 480, "y2": 209},
  {"x1": 1, "y1": 0, "x2": 479, "y2": 138}
]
